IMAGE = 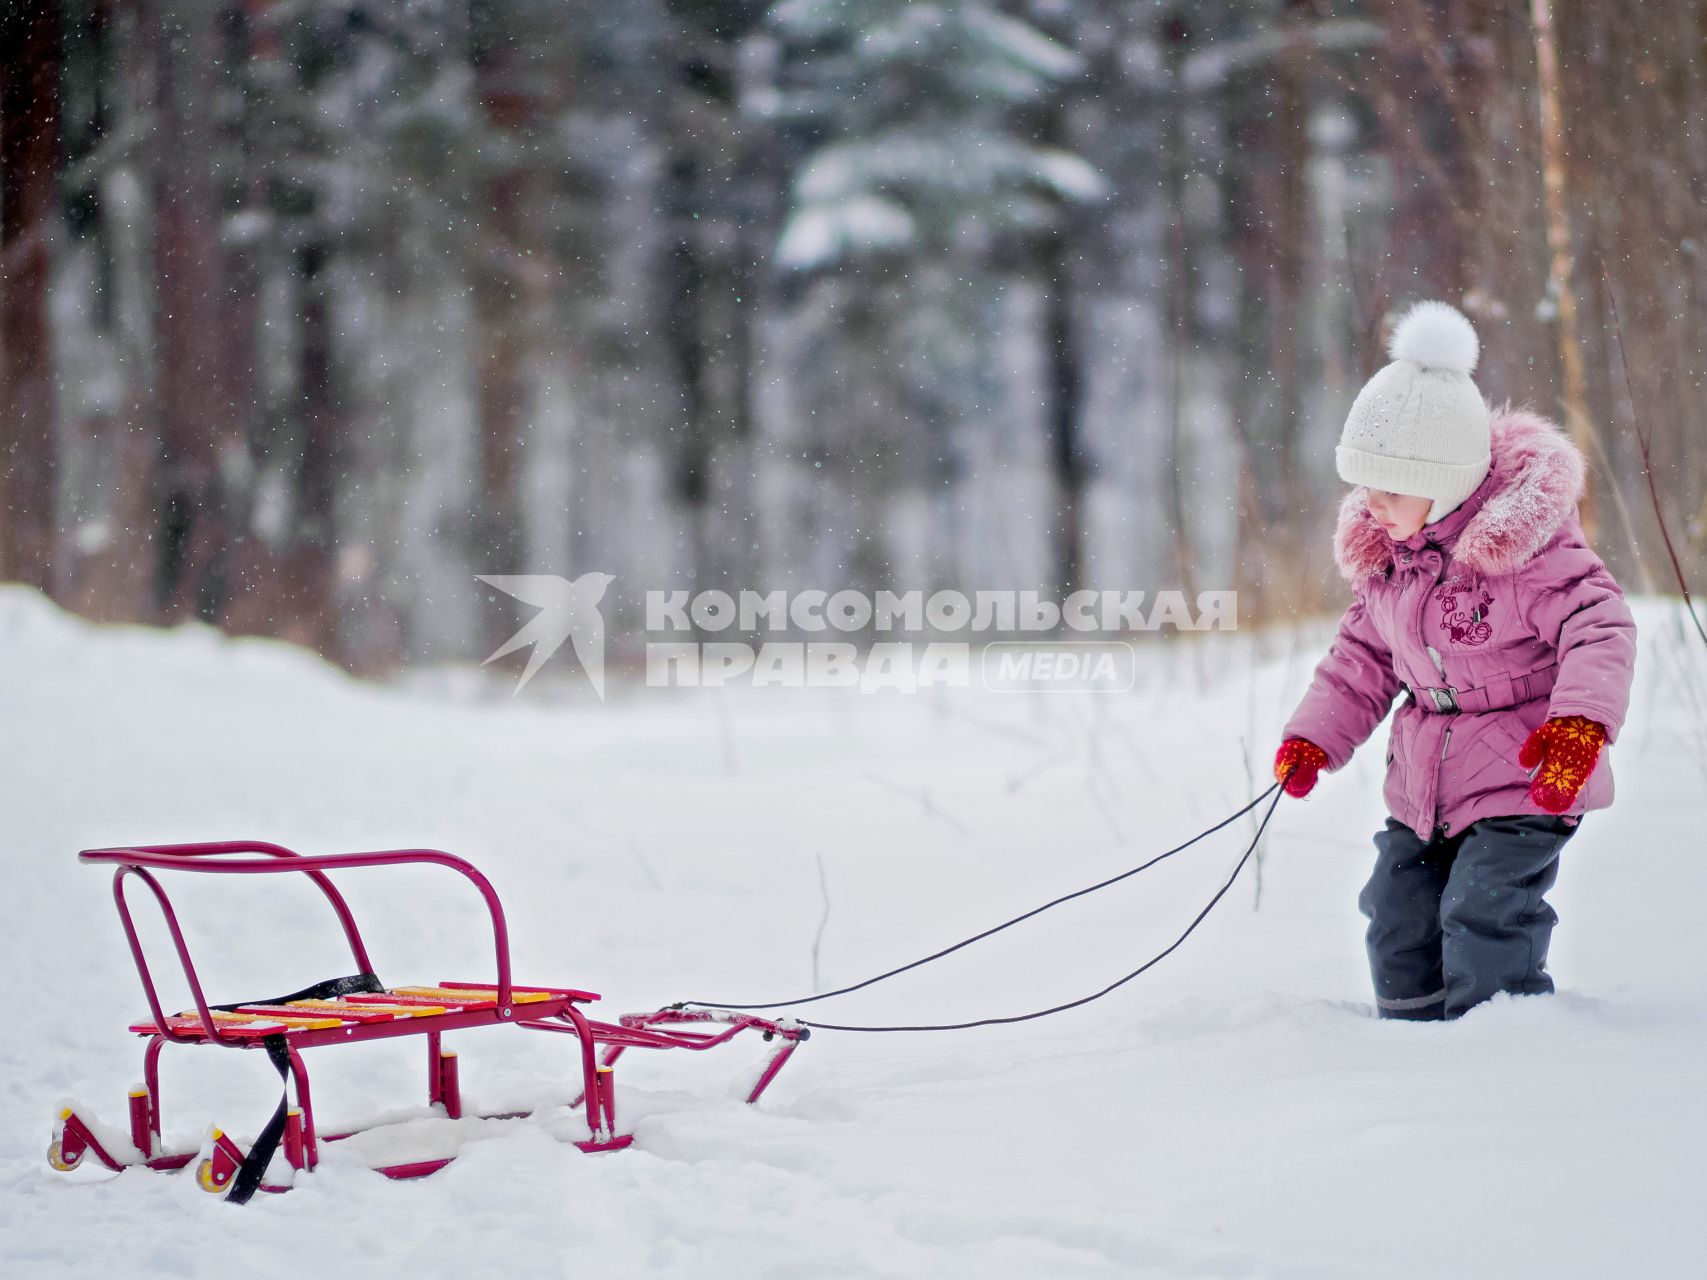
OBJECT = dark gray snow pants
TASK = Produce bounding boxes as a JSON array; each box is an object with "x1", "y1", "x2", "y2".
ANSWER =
[{"x1": 1359, "y1": 813, "x2": 1579, "y2": 1021}]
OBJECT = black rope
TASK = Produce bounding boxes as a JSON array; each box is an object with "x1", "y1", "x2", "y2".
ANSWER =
[
  {"x1": 787, "y1": 781, "x2": 1285, "y2": 1033},
  {"x1": 683, "y1": 782, "x2": 1281, "y2": 1013},
  {"x1": 681, "y1": 780, "x2": 1284, "y2": 1028}
]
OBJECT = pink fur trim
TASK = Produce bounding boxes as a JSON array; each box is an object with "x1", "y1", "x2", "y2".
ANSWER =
[
  {"x1": 1333, "y1": 402, "x2": 1586, "y2": 584},
  {"x1": 1333, "y1": 487, "x2": 1394, "y2": 585}
]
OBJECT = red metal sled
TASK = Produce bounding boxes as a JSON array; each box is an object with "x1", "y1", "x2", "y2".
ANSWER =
[{"x1": 49, "y1": 840, "x2": 804, "y2": 1197}]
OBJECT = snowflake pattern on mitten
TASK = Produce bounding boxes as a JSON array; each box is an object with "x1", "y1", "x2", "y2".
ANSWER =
[{"x1": 1516, "y1": 714, "x2": 1607, "y2": 813}]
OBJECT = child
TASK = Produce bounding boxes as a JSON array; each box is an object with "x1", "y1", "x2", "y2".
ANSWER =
[{"x1": 1274, "y1": 301, "x2": 1637, "y2": 1021}]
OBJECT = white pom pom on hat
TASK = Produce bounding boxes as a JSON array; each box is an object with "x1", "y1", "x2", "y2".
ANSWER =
[
  {"x1": 1387, "y1": 299, "x2": 1479, "y2": 375},
  {"x1": 1335, "y1": 300, "x2": 1492, "y2": 526}
]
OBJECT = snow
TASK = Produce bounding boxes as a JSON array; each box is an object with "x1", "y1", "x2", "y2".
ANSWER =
[
  {"x1": 778, "y1": 195, "x2": 917, "y2": 269},
  {"x1": 3, "y1": 584, "x2": 1704, "y2": 1278},
  {"x1": 963, "y1": 8, "x2": 1086, "y2": 82},
  {"x1": 780, "y1": 130, "x2": 1106, "y2": 269},
  {"x1": 1032, "y1": 149, "x2": 1110, "y2": 203}
]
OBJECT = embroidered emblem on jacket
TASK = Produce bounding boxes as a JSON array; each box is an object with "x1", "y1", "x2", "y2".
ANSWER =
[{"x1": 1434, "y1": 576, "x2": 1494, "y2": 646}]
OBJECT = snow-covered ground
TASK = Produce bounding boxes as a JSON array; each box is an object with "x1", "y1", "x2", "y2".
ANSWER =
[{"x1": 2, "y1": 585, "x2": 1704, "y2": 1279}]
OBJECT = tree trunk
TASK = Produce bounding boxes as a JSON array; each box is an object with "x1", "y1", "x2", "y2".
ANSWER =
[
  {"x1": 1223, "y1": 0, "x2": 1316, "y2": 620},
  {"x1": 94, "y1": 0, "x2": 160, "y2": 623},
  {"x1": 281, "y1": 239, "x2": 339, "y2": 653},
  {"x1": 1039, "y1": 227, "x2": 1086, "y2": 603},
  {"x1": 657, "y1": 1, "x2": 769, "y2": 604},
  {"x1": 1159, "y1": 11, "x2": 1200, "y2": 603},
  {"x1": 662, "y1": 148, "x2": 713, "y2": 594},
  {"x1": 1529, "y1": 0, "x2": 1594, "y2": 538},
  {"x1": 0, "y1": 1, "x2": 63, "y2": 593},
  {"x1": 148, "y1": 0, "x2": 234, "y2": 621},
  {"x1": 469, "y1": 3, "x2": 545, "y2": 653}
]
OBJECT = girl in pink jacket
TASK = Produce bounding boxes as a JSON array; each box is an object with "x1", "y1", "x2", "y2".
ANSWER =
[{"x1": 1275, "y1": 301, "x2": 1636, "y2": 1021}]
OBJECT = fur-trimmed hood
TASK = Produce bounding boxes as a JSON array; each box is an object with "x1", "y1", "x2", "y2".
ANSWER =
[{"x1": 1333, "y1": 402, "x2": 1586, "y2": 584}]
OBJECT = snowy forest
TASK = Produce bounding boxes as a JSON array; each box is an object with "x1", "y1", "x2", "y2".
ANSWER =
[
  {"x1": 2, "y1": 0, "x2": 1704, "y2": 675},
  {"x1": 9, "y1": 6, "x2": 1707, "y2": 1270}
]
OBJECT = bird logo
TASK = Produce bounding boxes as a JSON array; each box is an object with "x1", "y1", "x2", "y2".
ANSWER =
[{"x1": 477, "y1": 572, "x2": 615, "y2": 698}]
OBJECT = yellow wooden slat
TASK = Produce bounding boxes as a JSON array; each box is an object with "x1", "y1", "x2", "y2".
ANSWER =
[
  {"x1": 394, "y1": 986, "x2": 552, "y2": 1004},
  {"x1": 176, "y1": 1009, "x2": 345, "y2": 1031},
  {"x1": 282, "y1": 998, "x2": 447, "y2": 1018}
]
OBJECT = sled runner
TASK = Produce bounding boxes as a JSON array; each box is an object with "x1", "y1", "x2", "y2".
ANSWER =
[{"x1": 49, "y1": 840, "x2": 805, "y2": 1199}]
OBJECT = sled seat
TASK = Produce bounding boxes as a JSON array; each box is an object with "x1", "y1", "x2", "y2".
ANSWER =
[{"x1": 129, "y1": 983, "x2": 602, "y2": 1041}]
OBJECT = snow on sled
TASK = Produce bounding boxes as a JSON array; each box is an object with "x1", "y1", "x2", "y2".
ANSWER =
[{"x1": 50, "y1": 840, "x2": 805, "y2": 1200}]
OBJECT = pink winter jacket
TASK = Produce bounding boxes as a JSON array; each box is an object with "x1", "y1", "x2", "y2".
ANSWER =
[{"x1": 1283, "y1": 404, "x2": 1637, "y2": 839}]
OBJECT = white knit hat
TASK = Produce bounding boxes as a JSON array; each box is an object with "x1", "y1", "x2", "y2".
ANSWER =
[{"x1": 1335, "y1": 301, "x2": 1491, "y2": 525}]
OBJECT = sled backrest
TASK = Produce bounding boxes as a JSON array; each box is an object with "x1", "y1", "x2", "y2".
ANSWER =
[{"x1": 79, "y1": 841, "x2": 515, "y2": 1045}]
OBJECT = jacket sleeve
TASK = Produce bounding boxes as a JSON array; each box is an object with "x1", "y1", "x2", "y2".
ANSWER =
[
  {"x1": 1521, "y1": 526, "x2": 1638, "y2": 743},
  {"x1": 1282, "y1": 591, "x2": 1404, "y2": 770}
]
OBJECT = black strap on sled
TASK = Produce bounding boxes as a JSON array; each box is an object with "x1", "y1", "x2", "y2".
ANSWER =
[
  {"x1": 214, "y1": 972, "x2": 383, "y2": 1204},
  {"x1": 211, "y1": 972, "x2": 386, "y2": 1015}
]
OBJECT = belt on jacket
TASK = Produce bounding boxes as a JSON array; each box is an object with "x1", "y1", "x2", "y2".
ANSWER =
[{"x1": 1402, "y1": 663, "x2": 1559, "y2": 714}]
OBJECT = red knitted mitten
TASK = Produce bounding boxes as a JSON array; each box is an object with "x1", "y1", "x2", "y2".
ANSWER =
[
  {"x1": 1274, "y1": 738, "x2": 1331, "y2": 798},
  {"x1": 1516, "y1": 715, "x2": 1607, "y2": 814}
]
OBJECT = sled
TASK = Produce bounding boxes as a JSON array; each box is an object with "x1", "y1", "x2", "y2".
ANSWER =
[{"x1": 49, "y1": 840, "x2": 805, "y2": 1198}]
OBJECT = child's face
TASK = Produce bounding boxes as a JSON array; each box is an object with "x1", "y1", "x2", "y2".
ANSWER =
[{"x1": 1365, "y1": 489, "x2": 1433, "y2": 540}]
